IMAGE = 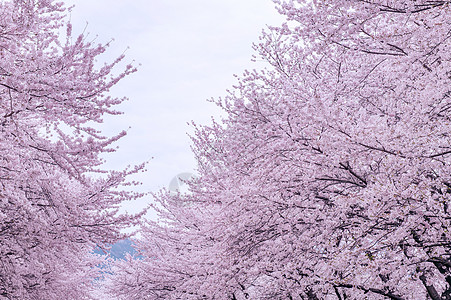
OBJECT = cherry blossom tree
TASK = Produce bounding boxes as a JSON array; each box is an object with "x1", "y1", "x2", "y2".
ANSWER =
[
  {"x1": 107, "y1": 1, "x2": 451, "y2": 299},
  {"x1": 0, "y1": 0, "x2": 144, "y2": 298}
]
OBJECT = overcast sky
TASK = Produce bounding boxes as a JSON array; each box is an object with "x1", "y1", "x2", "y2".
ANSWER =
[{"x1": 65, "y1": 0, "x2": 284, "y2": 214}]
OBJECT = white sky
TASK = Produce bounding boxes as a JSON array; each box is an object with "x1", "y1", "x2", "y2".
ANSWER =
[{"x1": 65, "y1": 0, "x2": 284, "y2": 214}]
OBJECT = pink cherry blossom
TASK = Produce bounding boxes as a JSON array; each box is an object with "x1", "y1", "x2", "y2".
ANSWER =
[
  {"x1": 106, "y1": 1, "x2": 451, "y2": 299},
  {"x1": 0, "y1": 0, "x2": 144, "y2": 298}
]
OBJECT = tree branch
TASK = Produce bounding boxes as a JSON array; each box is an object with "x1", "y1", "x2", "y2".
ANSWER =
[{"x1": 336, "y1": 283, "x2": 404, "y2": 300}]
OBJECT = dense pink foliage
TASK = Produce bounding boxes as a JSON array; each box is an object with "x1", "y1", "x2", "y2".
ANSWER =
[
  {"x1": 107, "y1": 1, "x2": 451, "y2": 299},
  {"x1": 0, "y1": 0, "x2": 143, "y2": 298}
]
